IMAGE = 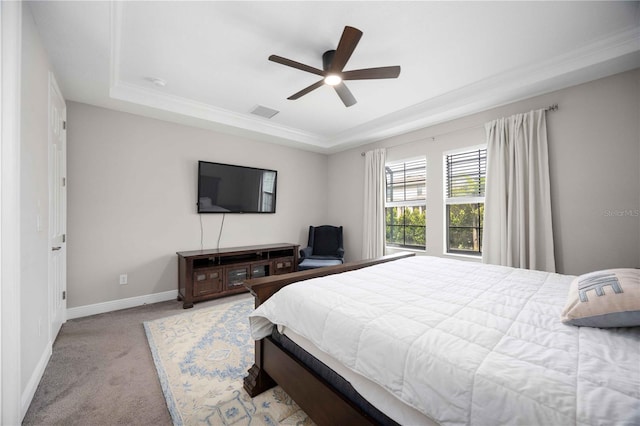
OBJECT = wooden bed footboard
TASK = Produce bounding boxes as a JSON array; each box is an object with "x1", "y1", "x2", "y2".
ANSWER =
[{"x1": 242, "y1": 252, "x2": 414, "y2": 425}]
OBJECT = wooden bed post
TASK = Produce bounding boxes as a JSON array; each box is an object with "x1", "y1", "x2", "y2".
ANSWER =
[
  {"x1": 244, "y1": 340, "x2": 276, "y2": 397},
  {"x1": 244, "y1": 291, "x2": 276, "y2": 397}
]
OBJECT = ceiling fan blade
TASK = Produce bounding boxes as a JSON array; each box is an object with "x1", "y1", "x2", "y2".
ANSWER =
[
  {"x1": 269, "y1": 55, "x2": 325, "y2": 77},
  {"x1": 334, "y1": 82, "x2": 357, "y2": 107},
  {"x1": 329, "y1": 26, "x2": 363, "y2": 73},
  {"x1": 342, "y1": 66, "x2": 401, "y2": 80},
  {"x1": 287, "y1": 80, "x2": 325, "y2": 100}
]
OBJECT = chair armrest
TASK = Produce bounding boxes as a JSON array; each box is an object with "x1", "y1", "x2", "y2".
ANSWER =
[{"x1": 300, "y1": 246, "x2": 313, "y2": 260}]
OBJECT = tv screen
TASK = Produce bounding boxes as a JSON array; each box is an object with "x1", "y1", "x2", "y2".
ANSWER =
[{"x1": 197, "y1": 161, "x2": 277, "y2": 213}]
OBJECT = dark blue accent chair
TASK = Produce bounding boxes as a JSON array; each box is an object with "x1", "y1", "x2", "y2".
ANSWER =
[{"x1": 298, "y1": 225, "x2": 344, "y2": 270}]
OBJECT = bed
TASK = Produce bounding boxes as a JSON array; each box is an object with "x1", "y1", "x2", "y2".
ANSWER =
[{"x1": 243, "y1": 253, "x2": 640, "y2": 425}]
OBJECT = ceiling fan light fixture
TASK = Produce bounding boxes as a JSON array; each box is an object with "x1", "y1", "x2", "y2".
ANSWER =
[
  {"x1": 324, "y1": 74, "x2": 342, "y2": 86},
  {"x1": 269, "y1": 26, "x2": 400, "y2": 106}
]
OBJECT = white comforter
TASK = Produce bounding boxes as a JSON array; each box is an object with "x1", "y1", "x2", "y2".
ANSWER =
[{"x1": 249, "y1": 256, "x2": 640, "y2": 425}]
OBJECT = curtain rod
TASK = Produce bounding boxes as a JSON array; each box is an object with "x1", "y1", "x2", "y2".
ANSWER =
[{"x1": 360, "y1": 103, "x2": 559, "y2": 156}]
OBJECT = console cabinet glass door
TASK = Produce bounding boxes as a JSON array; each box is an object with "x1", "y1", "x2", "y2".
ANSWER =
[
  {"x1": 250, "y1": 262, "x2": 270, "y2": 278},
  {"x1": 226, "y1": 265, "x2": 250, "y2": 289}
]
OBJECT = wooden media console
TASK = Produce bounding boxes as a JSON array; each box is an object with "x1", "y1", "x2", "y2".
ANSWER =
[{"x1": 177, "y1": 243, "x2": 299, "y2": 308}]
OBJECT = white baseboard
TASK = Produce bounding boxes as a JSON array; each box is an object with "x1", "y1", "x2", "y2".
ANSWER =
[
  {"x1": 66, "y1": 290, "x2": 178, "y2": 320},
  {"x1": 21, "y1": 342, "x2": 53, "y2": 421}
]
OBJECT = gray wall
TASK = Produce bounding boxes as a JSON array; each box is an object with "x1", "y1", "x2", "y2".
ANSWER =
[
  {"x1": 66, "y1": 103, "x2": 328, "y2": 308},
  {"x1": 328, "y1": 69, "x2": 640, "y2": 275},
  {"x1": 20, "y1": 2, "x2": 54, "y2": 404}
]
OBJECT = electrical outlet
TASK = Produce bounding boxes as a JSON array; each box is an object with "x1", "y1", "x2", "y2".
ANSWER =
[{"x1": 119, "y1": 274, "x2": 128, "y2": 285}]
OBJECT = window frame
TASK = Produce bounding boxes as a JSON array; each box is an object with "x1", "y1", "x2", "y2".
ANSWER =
[
  {"x1": 385, "y1": 157, "x2": 427, "y2": 251},
  {"x1": 443, "y1": 145, "x2": 486, "y2": 256}
]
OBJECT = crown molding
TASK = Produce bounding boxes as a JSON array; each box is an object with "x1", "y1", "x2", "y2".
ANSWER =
[
  {"x1": 109, "y1": 1, "x2": 122, "y2": 92},
  {"x1": 109, "y1": 81, "x2": 325, "y2": 147}
]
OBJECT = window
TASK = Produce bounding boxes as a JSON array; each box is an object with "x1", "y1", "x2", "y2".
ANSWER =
[
  {"x1": 385, "y1": 159, "x2": 426, "y2": 250},
  {"x1": 445, "y1": 148, "x2": 486, "y2": 255}
]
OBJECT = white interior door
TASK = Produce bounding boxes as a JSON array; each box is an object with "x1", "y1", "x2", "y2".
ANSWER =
[{"x1": 49, "y1": 72, "x2": 67, "y2": 340}]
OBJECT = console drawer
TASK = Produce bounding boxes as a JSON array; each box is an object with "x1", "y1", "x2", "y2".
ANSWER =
[{"x1": 272, "y1": 257, "x2": 294, "y2": 275}]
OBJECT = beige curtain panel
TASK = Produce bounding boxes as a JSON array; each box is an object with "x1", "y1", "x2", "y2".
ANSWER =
[
  {"x1": 482, "y1": 109, "x2": 556, "y2": 272},
  {"x1": 362, "y1": 148, "x2": 387, "y2": 259}
]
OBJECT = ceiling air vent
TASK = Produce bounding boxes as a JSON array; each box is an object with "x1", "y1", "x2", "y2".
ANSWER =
[{"x1": 250, "y1": 105, "x2": 279, "y2": 119}]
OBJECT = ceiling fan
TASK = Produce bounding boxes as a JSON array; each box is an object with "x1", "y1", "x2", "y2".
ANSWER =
[{"x1": 269, "y1": 26, "x2": 401, "y2": 107}]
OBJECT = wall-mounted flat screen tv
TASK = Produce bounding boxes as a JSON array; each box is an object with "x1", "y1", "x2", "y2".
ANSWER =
[{"x1": 197, "y1": 161, "x2": 277, "y2": 213}]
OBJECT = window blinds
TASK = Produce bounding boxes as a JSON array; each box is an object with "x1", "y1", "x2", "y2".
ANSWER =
[
  {"x1": 446, "y1": 149, "x2": 486, "y2": 199},
  {"x1": 385, "y1": 159, "x2": 426, "y2": 203}
]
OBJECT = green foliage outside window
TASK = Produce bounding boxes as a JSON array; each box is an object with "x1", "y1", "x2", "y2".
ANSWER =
[
  {"x1": 386, "y1": 206, "x2": 426, "y2": 249},
  {"x1": 448, "y1": 203, "x2": 483, "y2": 253}
]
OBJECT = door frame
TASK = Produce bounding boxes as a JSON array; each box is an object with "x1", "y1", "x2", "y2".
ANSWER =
[{"x1": 1, "y1": 2, "x2": 23, "y2": 424}]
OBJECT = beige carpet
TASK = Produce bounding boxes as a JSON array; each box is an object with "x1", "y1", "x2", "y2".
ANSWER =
[{"x1": 144, "y1": 297, "x2": 313, "y2": 425}]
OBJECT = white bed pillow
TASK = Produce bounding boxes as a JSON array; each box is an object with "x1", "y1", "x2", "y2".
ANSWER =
[{"x1": 561, "y1": 268, "x2": 640, "y2": 328}]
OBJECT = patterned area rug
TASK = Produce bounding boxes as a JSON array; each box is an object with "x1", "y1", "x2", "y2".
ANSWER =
[{"x1": 144, "y1": 297, "x2": 312, "y2": 425}]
